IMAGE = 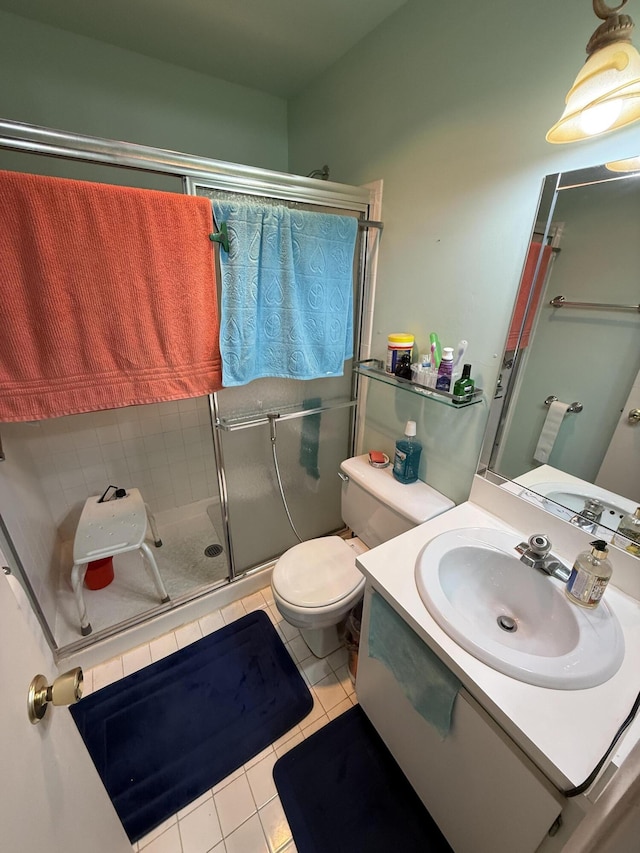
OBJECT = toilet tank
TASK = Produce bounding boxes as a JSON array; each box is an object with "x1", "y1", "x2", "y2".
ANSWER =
[{"x1": 339, "y1": 455, "x2": 454, "y2": 548}]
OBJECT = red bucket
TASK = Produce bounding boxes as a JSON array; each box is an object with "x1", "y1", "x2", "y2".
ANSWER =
[{"x1": 84, "y1": 556, "x2": 114, "y2": 590}]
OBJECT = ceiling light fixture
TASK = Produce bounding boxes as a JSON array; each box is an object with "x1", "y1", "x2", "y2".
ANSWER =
[
  {"x1": 605, "y1": 153, "x2": 640, "y2": 168},
  {"x1": 547, "y1": 0, "x2": 640, "y2": 143}
]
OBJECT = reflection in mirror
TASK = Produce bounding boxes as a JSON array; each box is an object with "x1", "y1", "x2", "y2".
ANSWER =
[{"x1": 481, "y1": 162, "x2": 640, "y2": 554}]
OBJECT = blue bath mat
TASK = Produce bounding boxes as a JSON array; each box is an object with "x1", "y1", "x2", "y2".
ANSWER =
[
  {"x1": 274, "y1": 705, "x2": 452, "y2": 852},
  {"x1": 71, "y1": 610, "x2": 313, "y2": 843}
]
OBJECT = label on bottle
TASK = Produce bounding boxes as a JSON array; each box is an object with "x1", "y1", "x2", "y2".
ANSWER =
[
  {"x1": 386, "y1": 346, "x2": 413, "y2": 374},
  {"x1": 613, "y1": 526, "x2": 640, "y2": 556},
  {"x1": 589, "y1": 577, "x2": 609, "y2": 602},
  {"x1": 566, "y1": 565, "x2": 608, "y2": 605},
  {"x1": 393, "y1": 448, "x2": 407, "y2": 478},
  {"x1": 452, "y1": 379, "x2": 474, "y2": 401}
]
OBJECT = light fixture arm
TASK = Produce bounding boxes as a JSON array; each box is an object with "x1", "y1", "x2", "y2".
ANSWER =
[{"x1": 587, "y1": 1, "x2": 634, "y2": 55}]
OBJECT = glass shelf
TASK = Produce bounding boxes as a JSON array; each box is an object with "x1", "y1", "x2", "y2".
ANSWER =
[{"x1": 354, "y1": 360, "x2": 484, "y2": 408}]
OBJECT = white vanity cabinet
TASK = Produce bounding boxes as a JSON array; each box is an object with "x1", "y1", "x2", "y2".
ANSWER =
[{"x1": 356, "y1": 583, "x2": 564, "y2": 853}]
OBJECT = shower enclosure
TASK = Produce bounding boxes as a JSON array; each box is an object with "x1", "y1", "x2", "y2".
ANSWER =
[{"x1": 0, "y1": 119, "x2": 378, "y2": 659}]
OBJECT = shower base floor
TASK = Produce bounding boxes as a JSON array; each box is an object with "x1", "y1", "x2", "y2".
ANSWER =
[{"x1": 54, "y1": 499, "x2": 228, "y2": 648}]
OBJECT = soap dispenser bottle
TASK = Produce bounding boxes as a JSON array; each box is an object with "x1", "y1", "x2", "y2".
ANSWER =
[
  {"x1": 393, "y1": 420, "x2": 422, "y2": 484},
  {"x1": 613, "y1": 507, "x2": 640, "y2": 556},
  {"x1": 565, "y1": 540, "x2": 613, "y2": 608}
]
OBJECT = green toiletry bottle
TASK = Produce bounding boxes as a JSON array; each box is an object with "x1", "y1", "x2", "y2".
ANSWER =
[{"x1": 452, "y1": 364, "x2": 475, "y2": 402}]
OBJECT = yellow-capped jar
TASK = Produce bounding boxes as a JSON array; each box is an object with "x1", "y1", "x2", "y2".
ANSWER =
[{"x1": 386, "y1": 333, "x2": 414, "y2": 375}]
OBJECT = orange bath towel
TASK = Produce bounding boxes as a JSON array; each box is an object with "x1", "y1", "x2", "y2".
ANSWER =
[
  {"x1": 0, "y1": 170, "x2": 222, "y2": 421},
  {"x1": 506, "y1": 241, "x2": 554, "y2": 352}
]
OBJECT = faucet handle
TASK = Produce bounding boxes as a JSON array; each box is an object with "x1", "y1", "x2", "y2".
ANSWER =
[
  {"x1": 516, "y1": 533, "x2": 569, "y2": 581},
  {"x1": 526, "y1": 533, "x2": 552, "y2": 557}
]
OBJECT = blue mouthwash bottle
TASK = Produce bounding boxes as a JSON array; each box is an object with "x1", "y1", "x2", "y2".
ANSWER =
[{"x1": 393, "y1": 420, "x2": 422, "y2": 484}]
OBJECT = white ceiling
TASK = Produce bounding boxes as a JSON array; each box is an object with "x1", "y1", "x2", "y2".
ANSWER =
[{"x1": 0, "y1": 0, "x2": 408, "y2": 98}]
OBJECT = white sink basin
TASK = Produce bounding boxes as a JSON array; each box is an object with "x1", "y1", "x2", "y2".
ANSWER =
[{"x1": 415, "y1": 527, "x2": 625, "y2": 689}]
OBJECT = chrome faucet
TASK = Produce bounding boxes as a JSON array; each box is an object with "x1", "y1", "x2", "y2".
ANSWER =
[
  {"x1": 569, "y1": 498, "x2": 604, "y2": 534},
  {"x1": 515, "y1": 534, "x2": 571, "y2": 582}
]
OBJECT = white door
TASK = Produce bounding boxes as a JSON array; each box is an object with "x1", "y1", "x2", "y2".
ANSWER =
[
  {"x1": 596, "y1": 371, "x2": 640, "y2": 503},
  {"x1": 0, "y1": 557, "x2": 131, "y2": 853}
]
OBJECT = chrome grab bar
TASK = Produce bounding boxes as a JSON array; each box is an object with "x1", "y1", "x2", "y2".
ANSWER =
[
  {"x1": 550, "y1": 295, "x2": 640, "y2": 313},
  {"x1": 215, "y1": 398, "x2": 357, "y2": 432}
]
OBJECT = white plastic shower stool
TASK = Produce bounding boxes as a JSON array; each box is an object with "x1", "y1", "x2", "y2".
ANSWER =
[{"x1": 71, "y1": 488, "x2": 169, "y2": 636}]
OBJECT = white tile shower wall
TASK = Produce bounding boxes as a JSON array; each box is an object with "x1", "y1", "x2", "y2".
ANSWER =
[
  {"x1": 15, "y1": 397, "x2": 219, "y2": 541},
  {"x1": 0, "y1": 424, "x2": 61, "y2": 629}
]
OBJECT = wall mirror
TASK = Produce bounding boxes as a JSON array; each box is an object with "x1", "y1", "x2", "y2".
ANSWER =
[{"x1": 481, "y1": 159, "x2": 640, "y2": 548}]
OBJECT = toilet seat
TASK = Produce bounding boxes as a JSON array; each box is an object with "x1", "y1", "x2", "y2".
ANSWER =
[{"x1": 272, "y1": 536, "x2": 362, "y2": 609}]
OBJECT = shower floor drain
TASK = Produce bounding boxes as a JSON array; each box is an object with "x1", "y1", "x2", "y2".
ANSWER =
[{"x1": 204, "y1": 544, "x2": 224, "y2": 558}]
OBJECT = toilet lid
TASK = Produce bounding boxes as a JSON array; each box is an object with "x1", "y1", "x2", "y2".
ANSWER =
[{"x1": 273, "y1": 536, "x2": 363, "y2": 608}]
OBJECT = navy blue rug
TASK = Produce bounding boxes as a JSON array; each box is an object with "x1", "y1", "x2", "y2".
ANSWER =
[
  {"x1": 71, "y1": 610, "x2": 312, "y2": 843},
  {"x1": 274, "y1": 705, "x2": 452, "y2": 852}
]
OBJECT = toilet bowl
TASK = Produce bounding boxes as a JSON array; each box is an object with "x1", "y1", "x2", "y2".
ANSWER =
[
  {"x1": 272, "y1": 536, "x2": 365, "y2": 657},
  {"x1": 271, "y1": 454, "x2": 455, "y2": 658}
]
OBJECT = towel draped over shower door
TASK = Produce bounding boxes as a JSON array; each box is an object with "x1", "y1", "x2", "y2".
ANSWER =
[
  {"x1": 211, "y1": 199, "x2": 358, "y2": 387},
  {"x1": 0, "y1": 169, "x2": 222, "y2": 422}
]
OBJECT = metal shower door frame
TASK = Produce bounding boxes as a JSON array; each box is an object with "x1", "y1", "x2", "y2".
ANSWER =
[
  {"x1": 0, "y1": 117, "x2": 378, "y2": 646},
  {"x1": 184, "y1": 175, "x2": 375, "y2": 580}
]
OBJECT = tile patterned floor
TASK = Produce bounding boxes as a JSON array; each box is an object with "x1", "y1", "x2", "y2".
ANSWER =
[{"x1": 83, "y1": 585, "x2": 357, "y2": 853}]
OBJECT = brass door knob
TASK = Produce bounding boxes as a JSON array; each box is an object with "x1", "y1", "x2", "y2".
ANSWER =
[
  {"x1": 629, "y1": 408, "x2": 640, "y2": 424},
  {"x1": 28, "y1": 667, "x2": 83, "y2": 724}
]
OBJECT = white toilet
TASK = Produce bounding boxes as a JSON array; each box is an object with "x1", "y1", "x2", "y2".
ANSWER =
[{"x1": 271, "y1": 454, "x2": 454, "y2": 658}]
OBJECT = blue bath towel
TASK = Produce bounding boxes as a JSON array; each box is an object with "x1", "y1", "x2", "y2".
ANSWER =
[{"x1": 211, "y1": 200, "x2": 357, "y2": 387}]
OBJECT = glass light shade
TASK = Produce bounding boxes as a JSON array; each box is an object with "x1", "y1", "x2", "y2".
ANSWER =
[
  {"x1": 605, "y1": 154, "x2": 640, "y2": 170},
  {"x1": 547, "y1": 41, "x2": 640, "y2": 142}
]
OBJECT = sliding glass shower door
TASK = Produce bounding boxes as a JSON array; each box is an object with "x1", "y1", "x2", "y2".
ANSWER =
[
  {"x1": 213, "y1": 374, "x2": 355, "y2": 575},
  {"x1": 191, "y1": 185, "x2": 367, "y2": 578},
  {"x1": 0, "y1": 119, "x2": 376, "y2": 656}
]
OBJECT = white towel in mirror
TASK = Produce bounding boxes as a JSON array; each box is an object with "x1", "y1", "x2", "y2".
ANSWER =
[{"x1": 534, "y1": 400, "x2": 570, "y2": 463}]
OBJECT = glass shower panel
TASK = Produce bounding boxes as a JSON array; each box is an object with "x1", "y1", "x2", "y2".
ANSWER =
[
  {"x1": 219, "y1": 402, "x2": 353, "y2": 573},
  {"x1": 0, "y1": 396, "x2": 229, "y2": 653},
  {"x1": 0, "y1": 123, "x2": 374, "y2": 655},
  {"x1": 195, "y1": 185, "x2": 366, "y2": 577}
]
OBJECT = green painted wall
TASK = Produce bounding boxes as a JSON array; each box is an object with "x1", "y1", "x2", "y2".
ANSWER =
[
  {"x1": 2, "y1": 3, "x2": 639, "y2": 506},
  {"x1": 0, "y1": 9, "x2": 288, "y2": 184},
  {"x1": 288, "y1": 0, "x2": 640, "y2": 504}
]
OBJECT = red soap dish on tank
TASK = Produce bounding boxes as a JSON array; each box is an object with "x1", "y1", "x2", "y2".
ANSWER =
[
  {"x1": 368, "y1": 450, "x2": 390, "y2": 468},
  {"x1": 84, "y1": 556, "x2": 115, "y2": 590}
]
